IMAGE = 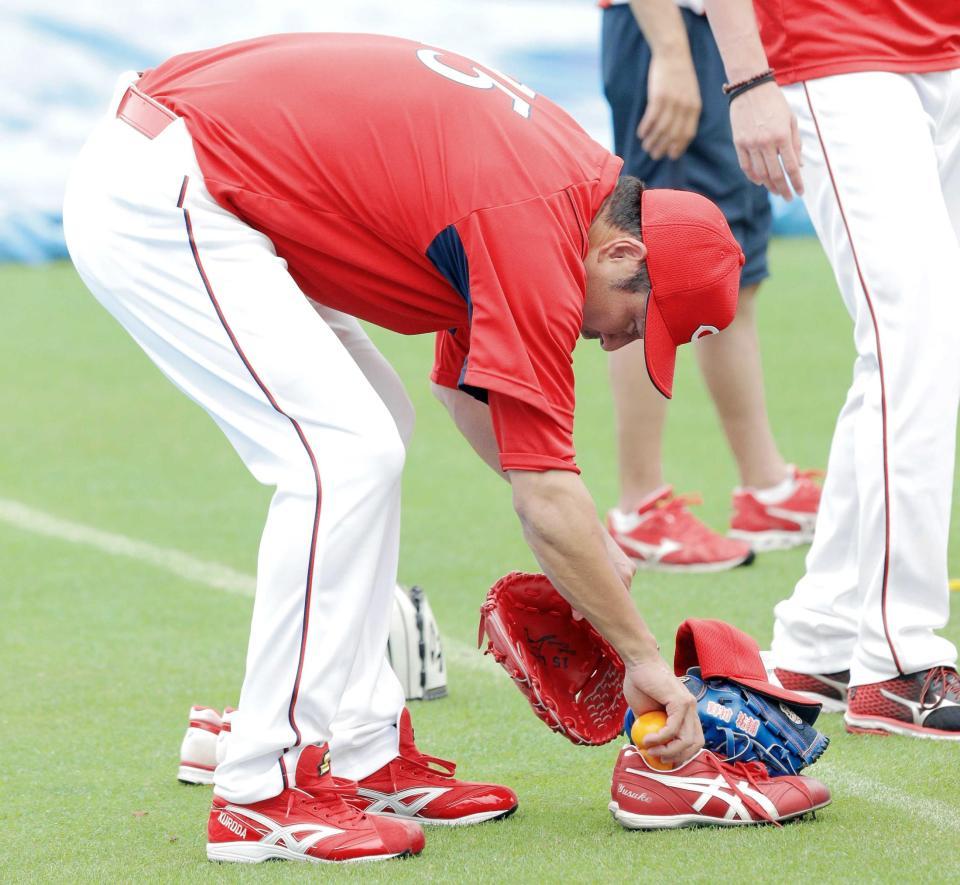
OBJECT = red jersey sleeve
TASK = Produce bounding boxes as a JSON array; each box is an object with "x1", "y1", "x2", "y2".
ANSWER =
[
  {"x1": 431, "y1": 328, "x2": 469, "y2": 390},
  {"x1": 428, "y1": 191, "x2": 586, "y2": 473}
]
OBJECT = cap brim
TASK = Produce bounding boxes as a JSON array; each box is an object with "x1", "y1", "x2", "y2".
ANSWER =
[
  {"x1": 732, "y1": 676, "x2": 824, "y2": 725},
  {"x1": 643, "y1": 289, "x2": 676, "y2": 399}
]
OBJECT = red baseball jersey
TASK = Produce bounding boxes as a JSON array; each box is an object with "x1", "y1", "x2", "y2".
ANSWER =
[
  {"x1": 137, "y1": 34, "x2": 622, "y2": 473},
  {"x1": 755, "y1": 0, "x2": 960, "y2": 85}
]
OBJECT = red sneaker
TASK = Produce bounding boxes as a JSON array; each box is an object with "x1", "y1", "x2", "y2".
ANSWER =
[
  {"x1": 609, "y1": 745, "x2": 830, "y2": 830},
  {"x1": 348, "y1": 709, "x2": 518, "y2": 826},
  {"x1": 844, "y1": 667, "x2": 960, "y2": 739},
  {"x1": 774, "y1": 669, "x2": 850, "y2": 713},
  {"x1": 178, "y1": 705, "x2": 221, "y2": 785},
  {"x1": 607, "y1": 487, "x2": 754, "y2": 573},
  {"x1": 729, "y1": 467, "x2": 822, "y2": 551},
  {"x1": 206, "y1": 744, "x2": 424, "y2": 864}
]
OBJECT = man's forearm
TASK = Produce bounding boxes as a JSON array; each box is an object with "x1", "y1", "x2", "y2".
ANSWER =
[
  {"x1": 628, "y1": 0, "x2": 690, "y2": 56},
  {"x1": 510, "y1": 470, "x2": 659, "y2": 666},
  {"x1": 702, "y1": 0, "x2": 771, "y2": 80}
]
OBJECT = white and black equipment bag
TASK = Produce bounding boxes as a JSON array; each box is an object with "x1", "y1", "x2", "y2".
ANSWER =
[{"x1": 388, "y1": 584, "x2": 447, "y2": 701}]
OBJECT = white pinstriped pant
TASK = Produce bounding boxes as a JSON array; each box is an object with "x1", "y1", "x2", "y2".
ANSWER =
[
  {"x1": 771, "y1": 69, "x2": 960, "y2": 685},
  {"x1": 63, "y1": 74, "x2": 408, "y2": 803}
]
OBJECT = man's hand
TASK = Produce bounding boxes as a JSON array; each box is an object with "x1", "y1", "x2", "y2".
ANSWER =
[
  {"x1": 729, "y1": 80, "x2": 803, "y2": 199},
  {"x1": 701, "y1": 0, "x2": 803, "y2": 199},
  {"x1": 623, "y1": 658, "x2": 704, "y2": 766},
  {"x1": 639, "y1": 52, "x2": 701, "y2": 160}
]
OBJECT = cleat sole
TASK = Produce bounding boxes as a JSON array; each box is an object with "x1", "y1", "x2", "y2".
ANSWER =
[
  {"x1": 178, "y1": 763, "x2": 216, "y2": 785},
  {"x1": 367, "y1": 803, "x2": 518, "y2": 827},
  {"x1": 206, "y1": 843, "x2": 415, "y2": 864},
  {"x1": 609, "y1": 798, "x2": 830, "y2": 831},
  {"x1": 728, "y1": 529, "x2": 813, "y2": 552},
  {"x1": 844, "y1": 713, "x2": 960, "y2": 741}
]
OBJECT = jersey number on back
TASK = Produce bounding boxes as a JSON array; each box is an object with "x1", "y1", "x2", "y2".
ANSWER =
[{"x1": 416, "y1": 48, "x2": 536, "y2": 119}]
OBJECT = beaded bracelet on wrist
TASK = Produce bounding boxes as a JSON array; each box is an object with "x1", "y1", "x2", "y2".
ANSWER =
[{"x1": 722, "y1": 69, "x2": 776, "y2": 103}]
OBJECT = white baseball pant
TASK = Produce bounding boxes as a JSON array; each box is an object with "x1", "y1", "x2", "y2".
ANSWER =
[
  {"x1": 63, "y1": 74, "x2": 408, "y2": 803},
  {"x1": 771, "y1": 69, "x2": 960, "y2": 685}
]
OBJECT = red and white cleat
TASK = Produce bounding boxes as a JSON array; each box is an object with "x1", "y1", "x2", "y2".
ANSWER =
[
  {"x1": 609, "y1": 745, "x2": 830, "y2": 830},
  {"x1": 607, "y1": 487, "x2": 754, "y2": 573},
  {"x1": 347, "y1": 709, "x2": 518, "y2": 826},
  {"x1": 178, "y1": 706, "x2": 222, "y2": 785},
  {"x1": 774, "y1": 669, "x2": 850, "y2": 713},
  {"x1": 729, "y1": 467, "x2": 822, "y2": 551},
  {"x1": 206, "y1": 744, "x2": 424, "y2": 864},
  {"x1": 844, "y1": 667, "x2": 960, "y2": 740}
]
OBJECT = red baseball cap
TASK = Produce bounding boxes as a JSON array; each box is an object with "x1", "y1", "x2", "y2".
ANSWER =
[
  {"x1": 640, "y1": 189, "x2": 745, "y2": 398},
  {"x1": 674, "y1": 619, "x2": 822, "y2": 723}
]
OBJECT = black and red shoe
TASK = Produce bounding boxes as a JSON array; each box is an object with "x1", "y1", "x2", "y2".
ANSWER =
[
  {"x1": 206, "y1": 744, "x2": 423, "y2": 864},
  {"x1": 844, "y1": 666, "x2": 960, "y2": 740},
  {"x1": 774, "y1": 669, "x2": 850, "y2": 713},
  {"x1": 347, "y1": 709, "x2": 518, "y2": 826},
  {"x1": 609, "y1": 745, "x2": 830, "y2": 830}
]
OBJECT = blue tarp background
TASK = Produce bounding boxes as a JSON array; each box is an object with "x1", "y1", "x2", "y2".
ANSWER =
[{"x1": 1, "y1": 0, "x2": 811, "y2": 264}]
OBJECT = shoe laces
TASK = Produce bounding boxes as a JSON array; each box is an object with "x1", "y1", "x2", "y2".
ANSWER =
[
  {"x1": 919, "y1": 666, "x2": 960, "y2": 710},
  {"x1": 291, "y1": 778, "x2": 366, "y2": 827},
  {"x1": 400, "y1": 747, "x2": 457, "y2": 779},
  {"x1": 647, "y1": 492, "x2": 703, "y2": 527},
  {"x1": 703, "y1": 755, "x2": 782, "y2": 828}
]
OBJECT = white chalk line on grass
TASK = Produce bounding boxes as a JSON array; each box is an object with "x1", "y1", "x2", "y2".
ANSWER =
[
  {"x1": 0, "y1": 496, "x2": 487, "y2": 668},
  {"x1": 4, "y1": 496, "x2": 956, "y2": 830},
  {"x1": 0, "y1": 497, "x2": 256, "y2": 595},
  {"x1": 822, "y1": 767, "x2": 960, "y2": 831}
]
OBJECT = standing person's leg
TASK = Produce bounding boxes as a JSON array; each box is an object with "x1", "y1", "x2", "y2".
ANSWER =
[
  {"x1": 693, "y1": 284, "x2": 784, "y2": 488},
  {"x1": 63, "y1": 96, "x2": 411, "y2": 804},
  {"x1": 602, "y1": 5, "x2": 753, "y2": 571},
  {"x1": 604, "y1": 7, "x2": 815, "y2": 568},
  {"x1": 313, "y1": 308, "x2": 518, "y2": 825},
  {"x1": 774, "y1": 73, "x2": 960, "y2": 733},
  {"x1": 602, "y1": 0, "x2": 677, "y2": 510},
  {"x1": 312, "y1": 307, "x2": 411, "y2": 779}
]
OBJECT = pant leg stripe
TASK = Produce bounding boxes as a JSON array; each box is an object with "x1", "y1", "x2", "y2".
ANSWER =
[
  {"x1": 802, "y1": 85, "x2": 901, "y2": 674},
  {"x1": 177, "y1": 174, "x2": 322, "y2": 746}
]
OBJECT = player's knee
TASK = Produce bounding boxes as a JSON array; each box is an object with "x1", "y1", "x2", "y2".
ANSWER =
[{"x1": 353, "y1": 426, "x2": 407, "y2": 487}]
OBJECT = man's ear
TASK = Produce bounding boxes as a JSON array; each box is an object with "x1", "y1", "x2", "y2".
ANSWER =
[{"x1": 599, "y1": 236, "x2": 648, "y2": 264}]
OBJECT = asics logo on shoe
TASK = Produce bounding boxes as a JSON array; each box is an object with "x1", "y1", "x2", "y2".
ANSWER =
[
  {"x1": 317, "y1": 751, "x2": 331, "y2": 778},
  {"x1": 218, "y1": 812, "x2": 247, "y2": 839},
  {"x1": 626, "y1": 768, "x2": 777, "y2": 822},
  {"x1": 817, "y1": 674, "x2": 850, "y2": 701},
  {"x1": 616, "y1": 784, "x2": 652, "y2": 803},
  {"x1": 219, "y1": 804, "x2": 343, "y2": 854},
  {"x1": 766, "y1": 507, "x2": 817, "y2": 531},
  {"x1": 357, "y1": 786, "x2": 451, "y2": 817},
  {"x1": 615, "y1": 536, "x2": 682, "y2": 562},
  {"x1": 879, "y1": 689, "x2": 960, "y2": 726}
]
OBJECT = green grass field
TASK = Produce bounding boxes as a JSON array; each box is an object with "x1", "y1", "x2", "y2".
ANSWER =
[{"x1": 1, "y1": 240, "x2": 958, "y2": 882}]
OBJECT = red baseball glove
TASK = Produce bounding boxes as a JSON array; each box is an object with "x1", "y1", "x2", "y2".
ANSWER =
[{"x1": 478, "y1": 571, "x2": 627, "y2": 745}]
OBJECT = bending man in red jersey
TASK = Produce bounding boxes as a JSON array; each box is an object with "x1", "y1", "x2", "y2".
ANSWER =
[
  {"x1": 703, "y1": 0, "x2": 960, "y2": 739},
  {"x1": 65, "y1": 34, "x2": 745, "y2": 862}
]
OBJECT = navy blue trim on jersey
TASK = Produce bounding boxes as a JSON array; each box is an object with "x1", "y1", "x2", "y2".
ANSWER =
[
  {"x1": 427, "y1": 225, "x2": 488, "y2": 404},
  {"x1": 427, "y1": 225, "x2": 470, "y2": 304}
]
